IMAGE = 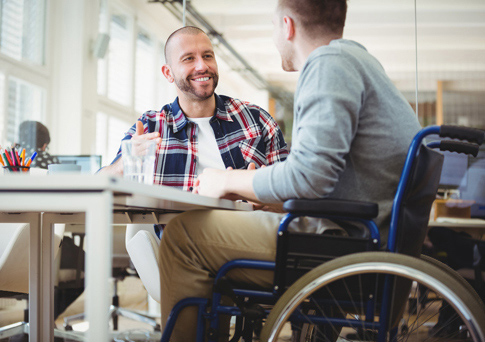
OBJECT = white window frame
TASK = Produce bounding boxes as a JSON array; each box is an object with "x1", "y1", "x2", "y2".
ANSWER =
[{"x1": 0, "y1": 0, "x2": 52, "y2": 145}]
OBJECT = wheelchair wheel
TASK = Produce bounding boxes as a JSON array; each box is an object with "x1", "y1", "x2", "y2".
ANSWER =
[
  {"x1": 261, "y1": 252, "x2": 485, "y2": 342},
  {"x1": 419, "y1": 254, "x2": 484, "y2": 305}
]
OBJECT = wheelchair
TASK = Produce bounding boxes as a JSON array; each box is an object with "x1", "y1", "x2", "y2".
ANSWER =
[{"x1": 161, "y1": 125, "x2": 485, "y2": 342}]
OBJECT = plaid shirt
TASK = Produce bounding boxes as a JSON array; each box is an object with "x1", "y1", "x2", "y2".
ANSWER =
[{"x1": 113, "y1": 94, "x2": 288, "y2": 192}]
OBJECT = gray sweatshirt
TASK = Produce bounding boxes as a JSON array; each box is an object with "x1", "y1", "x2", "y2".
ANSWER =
[{"x1": 253, "y1": 39, "x2": 421, "y2": 238}]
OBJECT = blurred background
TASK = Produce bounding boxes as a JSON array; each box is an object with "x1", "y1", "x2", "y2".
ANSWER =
[{"x1": 0, "y1": 0, "x2": 484, "y2": 163}]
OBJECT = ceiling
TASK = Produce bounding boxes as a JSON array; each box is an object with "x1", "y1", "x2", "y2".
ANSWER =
[{"x1": 185, "y1": 0, "x2": 485, "y2": 95}]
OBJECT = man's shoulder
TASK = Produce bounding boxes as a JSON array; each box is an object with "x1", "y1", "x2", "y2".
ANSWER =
[
  {"x1": 141, "y1": 104, "x2": 172, "y2": 122},
  {"x1": 218, "y1": 94, "x2": 268, "y2": 117}
]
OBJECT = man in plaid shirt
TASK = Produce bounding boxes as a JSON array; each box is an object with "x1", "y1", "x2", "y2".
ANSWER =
[{"x1": 101, "y1": 26, "x2": 288, "y2": 192}]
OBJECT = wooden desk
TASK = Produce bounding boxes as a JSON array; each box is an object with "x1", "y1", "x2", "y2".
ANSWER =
[
  {"x1": 0, "y1": 175, "x2": 251, "y2": 342},
  {"x1": 429, "y1": 217, "x2": 485, "y2": 237}
]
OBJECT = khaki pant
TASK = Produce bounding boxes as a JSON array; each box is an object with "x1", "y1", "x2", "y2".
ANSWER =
[{"x1": 159, "y1": 209, "x2": 284, "y2": 341}]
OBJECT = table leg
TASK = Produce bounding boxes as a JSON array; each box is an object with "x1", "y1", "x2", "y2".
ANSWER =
[
  {"x1": 85, "y1": 191, "x2": 113, "y2": 342},
  {"x1": 27, "y1": 213, "x2": 42, "y2": 342},
  {"x1": 40, "y1": 214, "x2": 57, "y2": 342}
]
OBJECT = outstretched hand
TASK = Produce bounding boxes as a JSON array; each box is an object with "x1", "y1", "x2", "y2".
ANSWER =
[{"x1": 132, "y1": 121, "x2": 162, "y2": 145}]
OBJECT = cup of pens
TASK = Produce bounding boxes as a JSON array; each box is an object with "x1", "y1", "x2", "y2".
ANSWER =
[{"x1": 1, "y1": 148, "x2": 37, "y2": 173}]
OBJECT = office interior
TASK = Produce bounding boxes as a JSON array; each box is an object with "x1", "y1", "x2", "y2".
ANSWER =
[{"x1": 0, "y1": 0, "x2": 484, "y2": 341}]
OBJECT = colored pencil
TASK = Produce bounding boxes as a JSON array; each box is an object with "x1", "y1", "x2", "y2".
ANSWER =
[
  {"x1": 20, "y1": 148, "x2": 25, "y2": 166},
  {"x1": 10, "y1": 149, "x2": 16, "y2": 166},
  {"x1": 0, "y1": 154, "x2": 4, "y2": 166},
  {"x1": 14, "y1": 148, "x2": 21, "y2": 167},
  {"x1": 25, "y1": 151, "x2": 37, "y2": 168},
  {"x1": 4, "y1": 151, "x2": 13, "y2": 167}
]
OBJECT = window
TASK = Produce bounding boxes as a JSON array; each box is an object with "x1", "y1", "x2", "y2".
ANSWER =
[
  {"x1": 134, "y1": 30, "x2": 157, "y2": 113},
  {"x1": 0, "y1": 0, "x2": 48, "y2": 148},
  {"x1": 0, "y1": 0, "x2": 46, "y2": 65},
  {"x1": 97, "y1": 3, "x2": 172, "y2": 114},
  {"x1": 106, "y1": 13, "x2": 133, "y2": 106},
  {"x1": 5, "y1": 77, "x2": 45, "y2": 144},
  {"x1": 96, "y1": 112, "x2": 132, "y2": 165}
]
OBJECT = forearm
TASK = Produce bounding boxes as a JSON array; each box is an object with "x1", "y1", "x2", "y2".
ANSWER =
[
  {"x1": 98, "y1": 157, "x2": 123, "y2": 176},
  {"x1": 224, "y1": 169, "x2": 259, "y2": 202}
]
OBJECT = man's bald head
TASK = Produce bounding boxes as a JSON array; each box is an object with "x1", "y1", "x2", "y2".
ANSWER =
[{"x1": 164, "y1": 26, "x2": 207, "y2": 65}]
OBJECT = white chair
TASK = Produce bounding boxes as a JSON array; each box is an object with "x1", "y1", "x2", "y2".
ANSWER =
[
  {"x1": 0, "y1": 223, "x2": 83, "y2": 340},
  {"x1": 125, "y1": 224, "x2": 161, "y2": 303},
  {"x1": 63, "y1": 225, "x2": 161, "y2": 332}
]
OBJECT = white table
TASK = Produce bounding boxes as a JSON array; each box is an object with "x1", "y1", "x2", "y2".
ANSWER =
[{"x1": 0, "y1": 175, "x2": 251, "y2": 342}]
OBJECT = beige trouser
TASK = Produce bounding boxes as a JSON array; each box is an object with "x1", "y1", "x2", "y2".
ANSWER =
[{"x1": 159, "y1": 209, "x2": 284, "y2": 342}]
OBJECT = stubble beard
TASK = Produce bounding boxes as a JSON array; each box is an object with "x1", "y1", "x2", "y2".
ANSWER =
[{"x1": 175, "y1": 72, "x2": 219, "y2": 101}]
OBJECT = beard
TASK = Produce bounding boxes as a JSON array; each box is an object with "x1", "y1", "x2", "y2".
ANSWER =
[
  {"x1": 175, "y1": 72, "x2": 219, "y2": 101},
  {"x1": 280, "y1": 52, "x2": 297, "y2": 72},
  {"x1": 277, "y1": 43, "x2": 297, "y2": 72}
]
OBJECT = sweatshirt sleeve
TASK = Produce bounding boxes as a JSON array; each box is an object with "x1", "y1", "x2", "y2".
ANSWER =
[{"x1": 253, "y1": 51, "x2": 364, "y2": 202}]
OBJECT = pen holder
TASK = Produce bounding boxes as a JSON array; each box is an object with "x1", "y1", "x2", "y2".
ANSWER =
[{"x1": 3, "y1": 166, "x2": 30, "y2": 173}]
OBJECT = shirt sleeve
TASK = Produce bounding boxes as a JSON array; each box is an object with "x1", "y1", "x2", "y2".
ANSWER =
[
  {"x1": 257, "y1": 108, "x2": 289, "y2": 165},
  {"x1": 253, "y1": 53, "x2": 363, "y2": 202}
]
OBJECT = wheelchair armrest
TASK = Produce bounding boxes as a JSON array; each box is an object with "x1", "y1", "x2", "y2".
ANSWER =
[{"x1": 283, "y1": 198, "x2": 378, "y2": 220}]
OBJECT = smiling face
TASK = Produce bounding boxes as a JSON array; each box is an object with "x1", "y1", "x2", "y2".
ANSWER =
[{"x1": 162, "y1": 32, "x2": 219, "y2": 102}]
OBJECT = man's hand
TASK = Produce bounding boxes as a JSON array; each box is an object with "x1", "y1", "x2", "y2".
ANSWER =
[
  {"x1": 130, "y1": 121, "x2": 162, "y2": 156},
  {"x1": 132, "y1": 121, "x2": 162, "y2": 144},
  {"x1": 193, "y1": 168, "x2": 238, "y2": 200},
  {"x1": 98, "y1": 121, "x2": 161, "y2": 176},
  {"x1": 194, "y1": 162, "x2": 266, "y2": 203}
]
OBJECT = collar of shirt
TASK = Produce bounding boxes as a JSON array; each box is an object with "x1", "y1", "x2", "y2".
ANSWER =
[{"x1": 166, "y1": 93, "x2": 234, "y2": 133}]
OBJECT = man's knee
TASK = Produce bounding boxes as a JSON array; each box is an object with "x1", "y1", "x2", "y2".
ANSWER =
[{"x1": 164, "y1": 210, "x2": 205, "y2": 239}]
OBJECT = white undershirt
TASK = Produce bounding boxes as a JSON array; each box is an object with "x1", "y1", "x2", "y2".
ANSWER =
[{"x1": 187, "y1": 116, "x2": 226, "y2": 174}]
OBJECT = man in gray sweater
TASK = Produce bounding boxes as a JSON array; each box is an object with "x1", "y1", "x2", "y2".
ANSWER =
[{"x1": 159, "y1": 0, "x2": 421, "y2": 340}]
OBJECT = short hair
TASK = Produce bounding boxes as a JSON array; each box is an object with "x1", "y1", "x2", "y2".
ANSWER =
[
  {"x1": 277, "y1": 0, "x2": 347, "y2": 37},
  {"x1": 18, "y1": 120, "x2": 51, "y2": 149},
  {"x1": 164, "y1": 26, "x2": 207, "y2": 64}
]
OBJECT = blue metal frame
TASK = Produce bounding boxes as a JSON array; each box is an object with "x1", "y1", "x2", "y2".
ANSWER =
[
  {"x1": 162, "y1": 125, "x2": 448, "y2": 342},
  {"x1": 387, "y1": 125, "x2": 440, "y2": 252}
]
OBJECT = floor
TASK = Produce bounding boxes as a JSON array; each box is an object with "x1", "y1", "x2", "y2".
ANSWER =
[{"x1": 0, "y1": 277, "x2": 162, "y2": 342}]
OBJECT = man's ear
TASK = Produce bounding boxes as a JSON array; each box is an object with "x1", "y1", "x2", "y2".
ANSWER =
[
  {"x1": 161, "y1": 65, "x2": 174, "y2": 83},
  {"x1": 283, "y1": 16, "x2": 295, "y2": 41}
]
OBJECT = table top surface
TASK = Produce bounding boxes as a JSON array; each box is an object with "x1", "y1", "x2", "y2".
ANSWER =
[
  {"x1": 429, "y1": 217, "x2": 485, "y2": 228},
  {"x1": 0, "y1": 174, "x2": 253, "y2": 212}
]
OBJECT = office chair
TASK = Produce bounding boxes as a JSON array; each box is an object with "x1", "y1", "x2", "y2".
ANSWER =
[
  {"x1": 124, "y1": 224, "x2": 161, "y2": 304},
  {"x1": 63, "y1": 225, "x2": 161, "y2": 333},
  {"x1": 0, "y1": 223, "x2": 83, "y2": 341}
]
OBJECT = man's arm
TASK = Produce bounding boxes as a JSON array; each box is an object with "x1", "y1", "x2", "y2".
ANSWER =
[
  {"x1": 98, "y1": 156, "x2": 124, "y2": 175},
  {"x1": 98, "y1": 120, "x2": 161, "y2": 176},
  {"x1": 195, "y1": 167, "x2": 258, "y2": 201}
]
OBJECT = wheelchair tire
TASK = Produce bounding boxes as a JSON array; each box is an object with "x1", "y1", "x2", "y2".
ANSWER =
[
  {"x1": 420, "y1": 254, "x2": 484, "y2": 306},
  {"x1": 261, "y1": 252, "x2": 485, "y2": 342}
]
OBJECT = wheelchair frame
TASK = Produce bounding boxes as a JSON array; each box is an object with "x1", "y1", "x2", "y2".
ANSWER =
[{"x1": 160, "y1": 125, "x2": 485, "y2": 342}]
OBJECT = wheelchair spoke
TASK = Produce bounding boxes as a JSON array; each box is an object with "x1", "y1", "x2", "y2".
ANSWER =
[{"x1": 261, "y1": 253, "x2": 485, "y2": 342}]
